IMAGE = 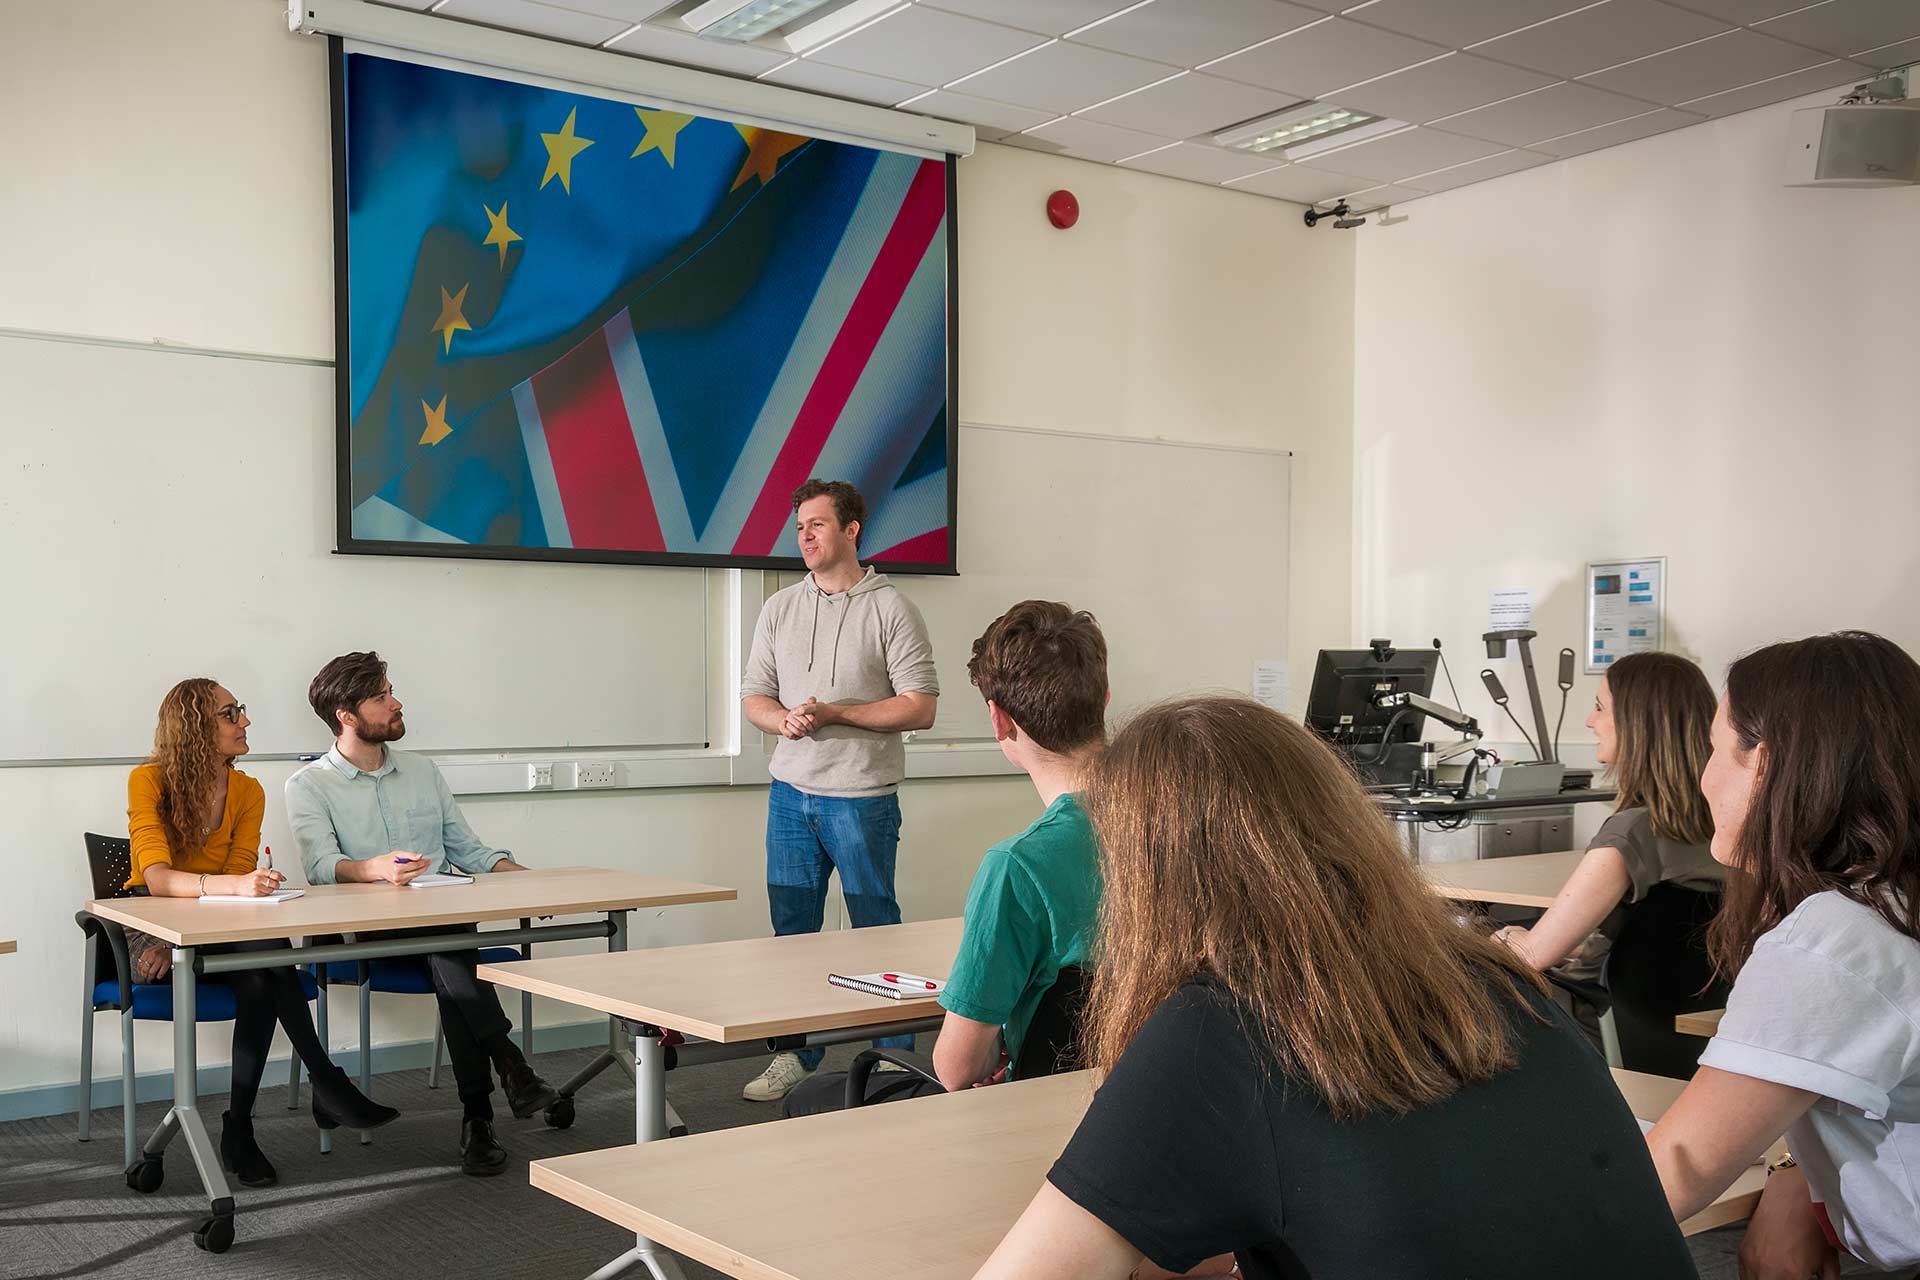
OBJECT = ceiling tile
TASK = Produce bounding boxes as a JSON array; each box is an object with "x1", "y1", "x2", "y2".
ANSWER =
[
  {"x1": 902, "y1": 90, "x2": 1057, "y2": 140},
  {"x1": 808, "y1": 5, "x2": 1046, "y2": 85},
  {"x1": 1534, "y1": 106, "x2": 1702, "y2": 156},
  {"x1": 1472, "y1": 1, "x2": 1729, "y2": 79},
  {"x1": 1301, "y1": 125, "x2": 1507, "y2": 180},
  {"x1": 1402, "y1": 147, "x2": 1555, "y2": 192},
  {"x1": 433, "y1": 0, "x2": 631, "y2": 44},
  {"x1": 1854, "y1": 33, "x2": 1920, "y2": 69},
  {"x1": 1756, "y1": 0, "x2": 1920, "y2": 60},
  {"x1": 1674, "y1": 59, "x2": 1871, "y2": 116},
  {"x1": 1076, "y1": 72, "x2": 1298, "y2": 139},
  {"x1": 1660, "y1": 0, "x2": 1808, "y2": 20},
  {"x1": 919, "y1": 0, "x2": 1138, "y2": 36},
  {"x1": 1332, "y1": 52, "x2": 1557, "y2": 124},
  {"x1": 1582, "y1": 28, "x2": 1830, "y2": 101},
  {"x1": 1344, "y1": 182, "x2": 1428, "y2": 209},
  {"x1": 1224, "y1": 163, "x2": 1375, "y2": 202},
  {"x1": 606, "y1": 22, "x2": 793, "y2": 73},
  {"x1": 1430, "y1": 80, "x2": 1656, "y2": 146},
  {"x1": 1071, "y1": 0, "x2": 1327, "y2": 67},
  {"x1": 1015, "y1": 115, "x2": 1185, "y2": 162},
  {"x1": 759, "y1": 60, "x2": 929, "y2": 106},
  {"x1": 1204, "y1": 17, "x2": 1447, "y2": 98},
  {"x1": 1342, "y1": 0, "x2": 1592, "y2": 48},
  {"x1": 946, "y1": 40, "x2": 1176, "y2": 115},
  {"x1": 1118, "y1": 141, "x2": 1293, "y2": 182}
]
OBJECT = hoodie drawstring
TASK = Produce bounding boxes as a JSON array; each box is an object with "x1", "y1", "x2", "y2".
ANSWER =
[
  {"x1": 829, "y1": 599, "x2": 851, "y2": 686},
  {"x1": 807, "y1": 590, "x2": 820, "y2": 672}
]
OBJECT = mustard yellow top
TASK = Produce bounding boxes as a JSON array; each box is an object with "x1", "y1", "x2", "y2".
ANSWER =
[{"x1": 125, "y1": 763, "x2": 266, "y2": 890}]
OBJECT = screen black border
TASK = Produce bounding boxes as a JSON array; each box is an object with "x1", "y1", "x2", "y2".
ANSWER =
[{"x1": 328, "y1": 40, "x2": 960, "y2": 576}]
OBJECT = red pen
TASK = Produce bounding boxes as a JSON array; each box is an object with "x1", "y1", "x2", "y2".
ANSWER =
[{"x1": 882, "y1": 973, "x2": 939, "y2": 990}]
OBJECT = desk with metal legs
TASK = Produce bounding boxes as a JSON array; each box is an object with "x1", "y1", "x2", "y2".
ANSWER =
[
  {"x1": 81, "y1": 868, "x2": 734, "y2": 1253},
  {"x1": 479, "y1": 916, "x2": 963, "y2": 1280}
]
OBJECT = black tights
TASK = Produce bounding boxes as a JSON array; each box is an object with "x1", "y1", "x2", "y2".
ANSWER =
[{"x1": 211, "y1": 939, "x2": 336, "y2": 1124}]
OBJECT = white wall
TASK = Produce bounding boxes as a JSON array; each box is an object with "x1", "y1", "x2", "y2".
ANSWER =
[
  {"x1": 1353, "y1": 93, "x2": 1920, "y2": 763},
  {"x1": 0, "y1": 0, "x2": 1352, "y2": 1104}
]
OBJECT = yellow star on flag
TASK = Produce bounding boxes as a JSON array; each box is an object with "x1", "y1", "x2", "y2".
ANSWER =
[
  {"x1": 482, "y1": 201, "x2": 522, "y2": 268},
  {"x1": 632, "y1": 108, "x2": 694, "y2": 167},
  {"x1": 540, "y1": 106, "x2": 595, "y2": 193},
  {"x1": 420, "y1": 394, "x2": 452, "y2": 446},
  {"x1": 431, "y1": 283, "x2": 471, "y2": 353},
  {"x1": 731, "y1": 124, "x2": 807, "y2": 192}
]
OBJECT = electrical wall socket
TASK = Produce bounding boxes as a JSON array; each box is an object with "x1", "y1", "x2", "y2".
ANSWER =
[
  {"x1": 576, "y1": 761, "x2": 618, "y2": 788},
  {"x1": 526, "y1": 763, "x2": 554, "y2": 791}
]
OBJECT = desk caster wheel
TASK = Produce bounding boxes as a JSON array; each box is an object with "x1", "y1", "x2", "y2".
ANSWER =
[
  {"x1": 544, "y1": 1097, "x2": 575, "y2": 1130},
  {"x1": 193, "y1": 1213, "x2": 235, "y2": 1253},
  {"x1": 125, "y1": 1156, "x2": 164, "y2": 1194}
]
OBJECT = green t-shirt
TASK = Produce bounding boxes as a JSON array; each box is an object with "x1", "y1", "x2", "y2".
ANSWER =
[{"x1": 939, "y1": 793, "x2": 1101, "y2": 1073}]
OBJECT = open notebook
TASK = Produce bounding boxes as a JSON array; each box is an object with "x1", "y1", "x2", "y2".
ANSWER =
[
  {"x1": 199, "y1": 889, "x2": 306, "y2": 904},
  {"x1": 829, "y1": 971, "x2": 947, "y2": 1000}
]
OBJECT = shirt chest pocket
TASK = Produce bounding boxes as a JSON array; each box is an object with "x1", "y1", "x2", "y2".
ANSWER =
[{"x1": 404, "y1": 801, "x2": 442, "y2": 855}]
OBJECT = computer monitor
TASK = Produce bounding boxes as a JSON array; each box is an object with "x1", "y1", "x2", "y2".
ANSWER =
[{"x1": 1305, "y1": 645, "x2": 1440, "y2": 751}]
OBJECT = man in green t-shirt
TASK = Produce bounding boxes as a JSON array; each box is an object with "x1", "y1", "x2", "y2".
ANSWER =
[{"x1": 783, "y1": 599, "x2": 1107, "y2": 1116}]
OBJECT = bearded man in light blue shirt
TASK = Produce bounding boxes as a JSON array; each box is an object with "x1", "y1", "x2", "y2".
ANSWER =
[{"x1": 285, "y1": 650, "x2": 556, "y2": 1177}]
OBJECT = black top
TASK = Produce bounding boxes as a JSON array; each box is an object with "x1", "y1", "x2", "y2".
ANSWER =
[{"x1": 1047, "y1": 979, "x2": 1697, "y2": 1279}]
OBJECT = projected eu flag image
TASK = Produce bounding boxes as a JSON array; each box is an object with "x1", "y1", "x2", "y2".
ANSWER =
[{"x1": 337, "y1": 50, "x2": 955, "y2": 569}]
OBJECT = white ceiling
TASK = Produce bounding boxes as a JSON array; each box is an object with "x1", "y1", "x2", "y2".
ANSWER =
[{"x1": 391, "y1": 0, "x2": 1920, "y2": 211}]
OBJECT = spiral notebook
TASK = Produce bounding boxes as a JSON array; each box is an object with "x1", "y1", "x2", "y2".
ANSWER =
[
  {"x1": 828, "y1": 971, "x2": 947, "y2": 1000},
  {"x1": 199, "y1": 889, "x2": 306, "y2": 904}
]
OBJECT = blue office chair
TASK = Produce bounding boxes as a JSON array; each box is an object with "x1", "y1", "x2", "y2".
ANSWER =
[
  {"x1": 76, "y1": 833, "x2": 319, "y2": 1181},
  {"x1": 310, "y1": 932, "x2": 537, "y2": 1150}
]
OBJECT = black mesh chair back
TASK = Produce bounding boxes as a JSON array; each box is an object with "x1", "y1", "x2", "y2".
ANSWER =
[
  {"x1": 84, "y1": 833, "x2": 137, "y2": 902},
  {"x1": 1013, "y1": 964, "x2": 1090, "y2": 1081},
  {"x1": 1605, "y1": 883, "x2": 1730, "y2": 1079}
]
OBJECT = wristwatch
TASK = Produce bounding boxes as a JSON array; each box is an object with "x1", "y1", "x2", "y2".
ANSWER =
[{"x1": 1766, "y1": 1151, "x2": 1797, "y2": 1176}]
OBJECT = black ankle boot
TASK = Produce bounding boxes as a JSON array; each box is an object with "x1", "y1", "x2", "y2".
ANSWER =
[
  {"x1": 502, "y1": 1062, "x2": 560, "y2": 1120},
  {"x1": 460, "y1": 1117, "x2": 508, "y2": 1177},
  {"x1": 220, "y1": 1111, "x2": 279, "y2": 1187},
  {"x1": 310, "y1": 1067, "x2": 400, "y2": 1132}
]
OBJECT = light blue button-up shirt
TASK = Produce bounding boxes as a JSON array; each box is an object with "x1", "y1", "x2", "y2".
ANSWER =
[{"x1": 285, "y1": 746, "x2": 511, "y2": 885}]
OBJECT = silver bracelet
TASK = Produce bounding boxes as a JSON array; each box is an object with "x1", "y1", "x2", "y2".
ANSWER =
[{"x1": 199, "y1": 873, "x2": 208, "y2": 896}]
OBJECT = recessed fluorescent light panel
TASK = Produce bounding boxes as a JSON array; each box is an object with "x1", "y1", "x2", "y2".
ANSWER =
[
  {"x1": 685, "y1": 0, "x2": 838, "y2": 42},
  {"x1": 1215, "y1": 102, "x2": 1400, "y2": 157}
]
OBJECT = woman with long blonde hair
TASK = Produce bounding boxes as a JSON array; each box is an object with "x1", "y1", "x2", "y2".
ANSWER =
[
  {"x1": 974, "y1": 697, "x2": 1693, "y2": 1280},
  {"x1": 126, "y1": 678, "x2": 397, "y2": 1188}
]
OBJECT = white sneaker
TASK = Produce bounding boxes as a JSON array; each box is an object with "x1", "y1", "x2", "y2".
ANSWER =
[{"x1": 742, "y1": 1052, "x2": 815, "y2": 1102}]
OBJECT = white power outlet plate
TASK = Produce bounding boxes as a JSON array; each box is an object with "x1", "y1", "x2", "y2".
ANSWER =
[
  {"x1": 527, "y1": 763, "x2": 554, "y2": 790},
  {"x1": 576, "y1": 761, "x2": 617, "y2": 788}
]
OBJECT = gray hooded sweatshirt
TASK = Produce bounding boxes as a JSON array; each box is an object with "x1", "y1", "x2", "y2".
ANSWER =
[{"x1": 741, "y1": 566, "x2": 940, "y2": 798}]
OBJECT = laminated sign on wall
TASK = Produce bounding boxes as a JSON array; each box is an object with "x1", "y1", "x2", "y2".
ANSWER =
[{"x1": 1586, "y1": 558, "x2": 1665, "y2": 672}]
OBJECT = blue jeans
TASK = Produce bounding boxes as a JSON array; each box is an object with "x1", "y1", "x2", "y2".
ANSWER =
[{"x1": 766, "y1": 780, "x2": 912, "y2": 1070}]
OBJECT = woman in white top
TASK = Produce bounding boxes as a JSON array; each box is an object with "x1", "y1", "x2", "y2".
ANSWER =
[{"x1": 1648, "y1": 631, "x2": 1920, "y2": 1277}]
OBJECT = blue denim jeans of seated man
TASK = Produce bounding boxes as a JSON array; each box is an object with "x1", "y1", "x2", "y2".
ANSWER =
[{"x1": 766, "y1": 780, "x2": 913, "y2": 1071}]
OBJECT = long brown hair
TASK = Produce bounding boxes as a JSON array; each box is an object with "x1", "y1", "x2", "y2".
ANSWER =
[
  {"x1": 1602, "y1": 652, "x2": 1716, "y2": 844},
  {"x1": 1082, "y1": 696, "x2": 1546, "y2": 1121},
  {"x1": 149, "y1": 678, "x2": 232, "y2": 858},
  {"x1": 1709, "y1": 631, "x2": 1920, "y2": 975}
]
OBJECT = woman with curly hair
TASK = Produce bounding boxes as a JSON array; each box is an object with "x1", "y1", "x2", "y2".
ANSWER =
[{"x1": 126, "y1": 678, "x2": 397, "y2": 1187}]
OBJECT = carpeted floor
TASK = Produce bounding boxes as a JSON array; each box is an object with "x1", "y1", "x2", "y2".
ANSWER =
[{"x1": 0, "y1": 1043, "x2": 1849, "y2": 1280}]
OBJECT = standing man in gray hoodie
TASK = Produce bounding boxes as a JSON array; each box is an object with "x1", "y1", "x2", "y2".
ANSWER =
[{"x1": 738, "y1": 478, "x2": 941, "y2": 1101}]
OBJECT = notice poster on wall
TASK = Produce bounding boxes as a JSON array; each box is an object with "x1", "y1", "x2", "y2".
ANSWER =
[{"x1": 1586, "y1": 558, "x2": 1665, "y2": 673}]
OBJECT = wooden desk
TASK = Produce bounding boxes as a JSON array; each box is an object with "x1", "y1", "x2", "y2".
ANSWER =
[
  {"x1": 1420, "y1": 849, "x2": 1583, "y2": 908},
  {"x1": 79, "y1": 867, "x2": 734, "y2": 1256},
  {"x1": 531, "y1": 1066, "x2": 1761, "y2": 1280},
  {"x1": 481, "y1": 918, "x2": 962, "y2": 1280},
  {"x1": 1676, "y1": 1008, "x2": 1725, "y2": 1038},
  {"x1": 0, "y1": 939, "x2": 15, "y2": 954}
]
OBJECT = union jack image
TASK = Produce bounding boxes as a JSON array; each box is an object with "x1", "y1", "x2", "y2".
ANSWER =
[{"x1": 337, "y1": 50, "x2": 954, "y2": 569}]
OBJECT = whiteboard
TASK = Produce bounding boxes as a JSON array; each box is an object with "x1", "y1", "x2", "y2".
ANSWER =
[
  {"x1": 0, "y1": 335, "x2": 709, "y2": 761},
  {"x1": 785, "y1": 424, "x2": 1290, "y2": 743}
]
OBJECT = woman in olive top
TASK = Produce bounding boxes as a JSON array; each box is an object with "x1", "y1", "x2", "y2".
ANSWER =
[
  {"x1": 1491, "y1": 651, "x2": 1724, "y2": 1046},
  {"x1": 1651, "y1": 633, "x2": 1920, "y2": 1277},
  {"x1": 126, "y1": 679, "x2": 396, "y2": 1187},
  {"x1": 973, "y1": 697, "x2": 1694, "y2": 1280}
]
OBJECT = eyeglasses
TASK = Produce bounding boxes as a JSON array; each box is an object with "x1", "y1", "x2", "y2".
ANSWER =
[{"x1": 216, "y1": 704, "x2": 248, "y2": 724}]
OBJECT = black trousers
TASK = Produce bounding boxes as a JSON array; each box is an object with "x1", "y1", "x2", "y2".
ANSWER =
[
  {"x1": 202, "y1": 939, "x2": 336, "y2": 1123},
  {"x1": 362, "y1": 924, "x2": 513, "y2": 1118}
]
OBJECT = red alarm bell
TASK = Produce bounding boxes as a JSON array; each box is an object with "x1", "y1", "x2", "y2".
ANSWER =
[{"x1": 1046, "y1": 189, "x2": 1079, "y2": 230}]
